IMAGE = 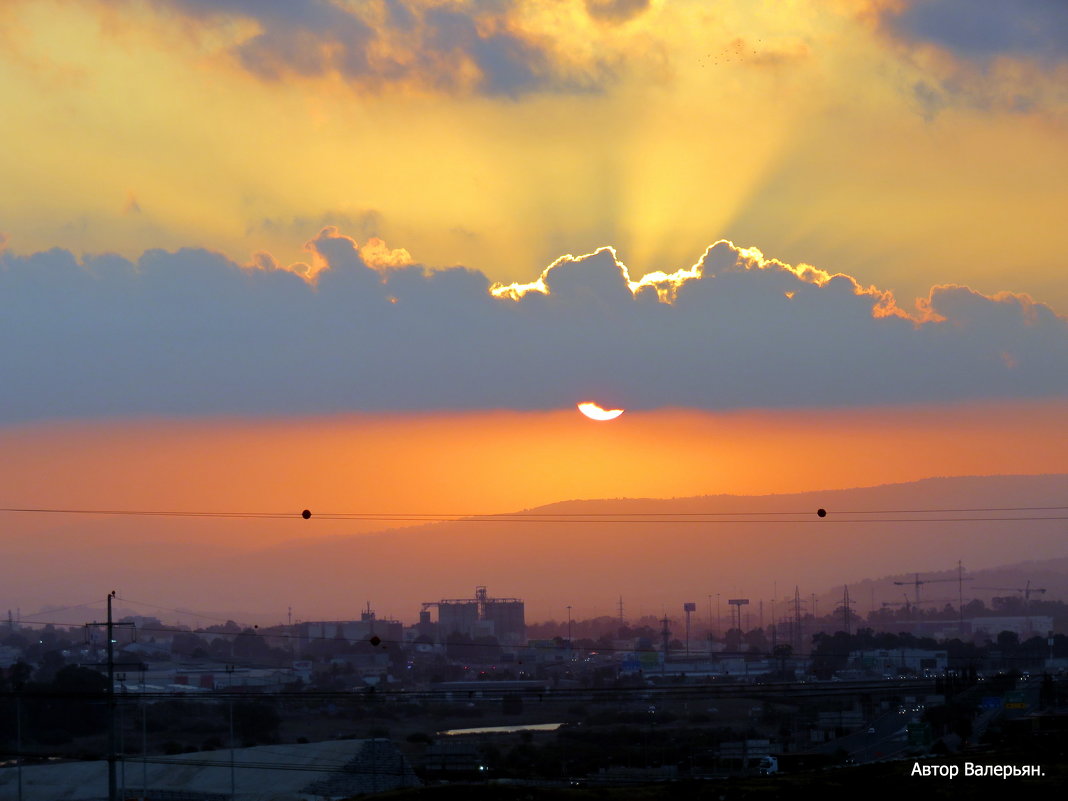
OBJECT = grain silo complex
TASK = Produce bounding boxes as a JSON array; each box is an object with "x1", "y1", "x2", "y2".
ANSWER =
[{"x1": 423, "y1": 586, "x2": 526, "y2": 645}]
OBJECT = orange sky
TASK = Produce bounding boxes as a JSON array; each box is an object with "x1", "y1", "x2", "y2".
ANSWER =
[
  {"x1": 3, "y1": 398, "x2": 1066, "y2": 547},
  {"x1": 3, "y1": 400, "x2": 1067, "y2": 622},
  {"x1": 2, "y1": 0, "x2": 1068, "y2": 623}
]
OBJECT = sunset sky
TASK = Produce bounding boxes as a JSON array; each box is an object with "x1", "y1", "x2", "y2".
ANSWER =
[{"x1": 2, "y1": 0, "x2": 1067, "y2": 622}]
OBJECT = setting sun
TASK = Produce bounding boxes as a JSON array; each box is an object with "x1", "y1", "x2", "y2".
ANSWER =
[{"x1": 577, "y1": 401, "x2": 624, "y2": 421}]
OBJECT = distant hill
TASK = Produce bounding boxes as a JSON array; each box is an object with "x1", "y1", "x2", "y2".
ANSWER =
[
  {"x1": 198, "y1": 474, "x2": 1068, "y2": 622},
  {"x1": 7, "y1": 474, "x2": 1067, "y2": 625}
]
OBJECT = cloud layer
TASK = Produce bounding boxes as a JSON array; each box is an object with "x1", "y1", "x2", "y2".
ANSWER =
[
  {"x1": 147, "y1": 0, "x2": 653, "y2": 97},
  {"x1": 881, "y1": 0, "x2": 1068, "y2": 63},
  {"x1": 1, "y1": 230, "x2": 1066, "y2": 423},
  {"x1": 868, "y1": 0, "x2": 1068, "y2": 114}
]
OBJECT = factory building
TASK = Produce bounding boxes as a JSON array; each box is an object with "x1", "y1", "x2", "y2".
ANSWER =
[
  {"x1": 298, "y1": 605, "x2": 403, "y2": 649},
  {"x1": 423, "y1": 586, "x2": 526, "y2": 645}
]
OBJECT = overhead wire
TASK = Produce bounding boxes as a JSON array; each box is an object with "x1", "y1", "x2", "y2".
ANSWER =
[
  {"x1": 2, "y1": 503, "x2": 1067, "y2": 524},
  {"x1": 115, "y1": 595, "x2": 244, "y2": 627},
  {"x1": 0, "y1": 507, "x2": 297, "y2": 519},
  {"x1": 15, "y1": 599, "x2": 108, "y2": 622}
]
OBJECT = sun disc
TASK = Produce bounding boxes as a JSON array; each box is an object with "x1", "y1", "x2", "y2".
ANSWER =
[{"x1": 577, "y1": 401, "x2": 624, "y2": 421}]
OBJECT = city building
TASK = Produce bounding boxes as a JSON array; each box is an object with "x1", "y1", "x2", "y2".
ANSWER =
[
  {"x1": 423, "y1": 586, "x2": 526, "y2": 645},
  {"x1": 296, "y1": 605, "x2": 404, "y2": 651}
]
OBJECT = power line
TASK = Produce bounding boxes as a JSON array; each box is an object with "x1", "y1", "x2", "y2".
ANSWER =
[
  {"x1": 116, "y1": 596, "x2": 242, "y2": 627},
  {"x1": 16, "y1": 599, "x2": 108, "y2": 622},
  {"x1": 0, "y1": 507, "x2": 298, "y2": 519},
  {"x1": 312, "y1": 515, "x2": 1068, "y2": 523},
  {"x1": 3, "y1": 504, "x2": 1067, "y2": 524}
]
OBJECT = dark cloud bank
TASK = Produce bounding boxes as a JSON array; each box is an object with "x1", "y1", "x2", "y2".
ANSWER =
[
  {"x1": 881, "y1": 0, "x2": 1068, "y2": 64},
  {"x1": 1, "y1": 229, "x2": 1066, "y2": 423},
  {"x1": 872, "y1": 0, "x2": 1068, "y2": 115},
  {"x1": 155, "y1": 0, "x2": 638, "y2": 97}
]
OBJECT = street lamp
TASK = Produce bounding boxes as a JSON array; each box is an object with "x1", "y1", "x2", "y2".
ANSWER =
[{"x1": 566, "y1": 606, "x2": 573, "y2": 660}]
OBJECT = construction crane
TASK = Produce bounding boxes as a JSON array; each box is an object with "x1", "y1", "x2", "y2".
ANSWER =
[
  {"x1": 973, "y1": 580, "x2": 1047, "y2": 602},
  {"x1": 893, "y1": 573, "x2": 972, "y2": 604}
]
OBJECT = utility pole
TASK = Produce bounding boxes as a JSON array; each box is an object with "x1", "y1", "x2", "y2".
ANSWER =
[
  {"x1": 957, "y1": 561, "x2": 964, "y2": 628},
  {"x1": 841, "y1": 586, "x2": 855, "y2": 635},
  {"x1": 660, "y1": 616, "x2": 671, "y2": 674},
  {"x1": 683, "y1": 603, "x2": 696, "y2": 656},
  {"x1": 117, "y1": 672, "x2": 127, "y2": 798},
  {"x1": 771, "y1": 581, "x2": 778, "y2": 648},
  {"x1": 288, "y1": 606, "x2": 295, "y2": 657},
  {"x1": 84, "y1": 592, "x2": 135, "y2": 801},
  {"x1": 566, "y1": 606, "x2": 573, "y2": 662},
  {"x1": 770, "y1": 595, "x2": 777, "y2": 648},
  {"x1": 107, "y1": 591, "x2": 117, "y2": 801},
  {"x1": 15, "y1": 681, "x2": 22, "y2": 801},
  {"x1": 140, "y1": 665, "x2": 148, "y2": 798},
  {"x1": 793, "y1": 587, "x2": 803, "y2": 654},
  {"x1": 227, "y1": 664, "x2": 236, "y2": 799}
]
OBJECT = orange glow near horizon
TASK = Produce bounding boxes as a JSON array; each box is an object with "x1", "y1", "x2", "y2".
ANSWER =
[
  {"x1": 3, "y1": 399, "x2": 1068, "y2": 622},
  {"x1": 3, "y1": 399, "x2": 1067, "y2": 540}
]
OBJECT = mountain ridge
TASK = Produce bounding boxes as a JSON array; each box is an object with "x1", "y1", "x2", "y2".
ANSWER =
[{"x1": 6, "y1": 474, "x2": 1066, "y2": 624}]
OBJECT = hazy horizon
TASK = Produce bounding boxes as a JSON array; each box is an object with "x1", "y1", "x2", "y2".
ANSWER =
[
  {"x1": 5, "y1": 473, "x2": 1067, "y2": 628},
  {"x1": 3, "y1": 2, "x2": 1067, "y2": 638}
]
